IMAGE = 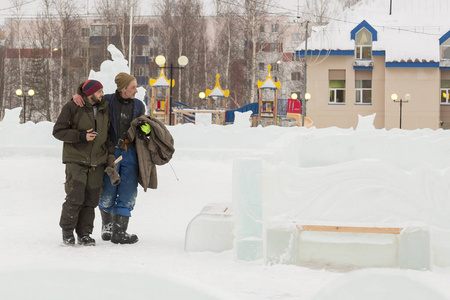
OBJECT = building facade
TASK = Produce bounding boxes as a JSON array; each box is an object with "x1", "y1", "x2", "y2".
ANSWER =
[{"x1": 297, "y1": 0, "x2": 450, "y2": 130}]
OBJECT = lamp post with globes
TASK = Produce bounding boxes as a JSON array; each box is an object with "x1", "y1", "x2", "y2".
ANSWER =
[
  {"x1": 391, "y1": 93, "x2": 410, "y2": 129},
  {"x1": 15, "y1": 88, "x2": 35, "y2": 123},
  {"x1": 290, "y1": 92, "x2": 311, "y2": 127},
  {"x1": 154, "y1": 55, "x2": 189, "y2": 125}
]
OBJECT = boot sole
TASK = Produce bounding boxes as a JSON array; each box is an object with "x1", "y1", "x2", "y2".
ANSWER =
[{"x1": 111, "y1": 237, "x2": 139, "y2": 244}]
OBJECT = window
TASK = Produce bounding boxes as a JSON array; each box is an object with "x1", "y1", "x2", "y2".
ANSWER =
[
  {"x1": 149, "y1": 47, "x2": 158, "y2": 58},
  {"x1": 292, "y1": 33, "x2": 301, "y2": 43},
  {"x1": 135, "y1": 24, "x2": 149, "y2": 35},
  {"x1": 90, "y1": 25, "x2": 107, "y2": 36},
  {"x1": 355, "y1": 70, "x2": 372, "y2": 104},
  {"x1": 442, "y1": 38, "x2": 450, "y2": 60},
  {"x1": 271, "y1": 24, "x2": 279, "y2": 33},
  {"x1": 291, "y1": 72, "x2": 301, "y2": 81},
  {"x1": 271, "y1": 63, "x2": 279, "y2": 72},
  {"x1": 259, "y1": 62, "x2": 265, "y2": 71},
  {"x1": 135, "y1": 45, "x2": 143, "y2": 56},
  {"x1": 260, "y1": 25, "x2": 265, "y2": 33},
  {"x1": 81, "y1": 28, "x2": 89, "y2": 37},
  {"x1": 259, "y1": 42, "x2": 265, "y2": 51},
  {"x1": 355, "y1": 28, "x2": 372, "y2": 60},
  {"x1": 135, "y1": 66, "x2": 145, "y2": 76},
  {"x1": 270, "y1": 43, "x2": 279, "y2": 52},
  {"x1": 109, "y1": 25, "x2": 117, "y2": 36},
  {"x1": 441, "y1": 80, "x2": 450, "y2": 104},
  {"x1": 149, "y1": 28, "x2": 158, "y2": 37},
  {"x1": 291, "y1": 53, "x2": 300, "y2": 61},
  {"x1": 80, "y1": 48, "x2": 88, "y2": 57},
  {"x1": 329, "y1": 70, "x2": 346, "y2": 104}
]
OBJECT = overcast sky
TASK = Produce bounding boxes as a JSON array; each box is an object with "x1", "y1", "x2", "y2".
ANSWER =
[{"x1": 0, "y1": 0, "x2": 303, "y2": 26}]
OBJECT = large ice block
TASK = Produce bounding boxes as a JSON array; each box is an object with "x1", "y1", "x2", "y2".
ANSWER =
[
  {"x1": 398, "y1": 226, "x2": 430, "y2": 270},
  {"x1": 184, "y1": 203, "x2": 233, "y2": 252},
  {"x1": 233, "y1": 158, "x2": 263, "y2": 261}
]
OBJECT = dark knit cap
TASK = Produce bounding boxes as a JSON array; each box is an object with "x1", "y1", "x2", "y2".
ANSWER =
[{"x1": 82, "y1": 80, "x2": 103, "y2": 97}]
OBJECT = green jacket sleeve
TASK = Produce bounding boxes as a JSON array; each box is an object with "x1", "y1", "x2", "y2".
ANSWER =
[{"x1": 52, "y1": 101, "x2": 81, "y2": 143}]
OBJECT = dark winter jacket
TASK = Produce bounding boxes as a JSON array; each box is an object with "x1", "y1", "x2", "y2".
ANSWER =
[
  {"x1": 105, "y1": 91, "x2": 145, "y2": 146},
  {"x1": 128, "y1": 115, "x2": 175, "y2": 191},
  {"x1": 53, "y1": 95, "x2": 112, "y2": 167}
]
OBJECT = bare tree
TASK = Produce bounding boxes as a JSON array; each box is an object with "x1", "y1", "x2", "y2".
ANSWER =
[
  {"x1": 242, "y1": 0, "x2": 271, "y2": 105},
  {"x1": 95, "y1": 0, "x2": 141, "y2": 62}
]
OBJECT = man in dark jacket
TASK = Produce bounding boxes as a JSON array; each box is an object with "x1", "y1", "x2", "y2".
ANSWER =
[
  {"x1": 73, "y1": 73, "x2": 145, "y2": 244},
  {"x1": 53, "y1": 80, "x2": 112, "y2": 246}
]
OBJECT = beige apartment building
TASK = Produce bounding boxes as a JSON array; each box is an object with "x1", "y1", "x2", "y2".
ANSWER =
[{"x1": 297, "y1": 0, "x2": 450, "y2": 130}]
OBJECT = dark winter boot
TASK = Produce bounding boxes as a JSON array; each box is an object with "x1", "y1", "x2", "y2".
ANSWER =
[
  {"x1": 111, "y1": 214, "x2": 139, "y2": 244},
  {"x1": 77, "y1": 235, "x2": 96, "y2": 246},
  {"x1": 62, "y1": 229, "x2": 75, "y2": 246},
  {"x1": 100, "y1": 209, "x2": 113, "y2": 241}
]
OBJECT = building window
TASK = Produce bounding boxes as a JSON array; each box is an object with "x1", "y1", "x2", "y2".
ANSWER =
[
  {"x1": 355, "y1": 80, "x2": 372, "y2": 104},
  {"x1": 135, "y1": 66, "x2": 145, "y2": 76},
  {"x1": 271, "y1": 63, "x2": 279, "y2": 72},
  {"x1": 329, "y1": 70, "x2": 346, "y2": 104},
  {"x1": 90, "y1": 25, "x2": 107, "y2": 36},
  {"x1": 355, "y1": 70, "x2": 372, "y2": 104},
  {"x1": 271, "y1": 24, "x2": 279, "y2": 33},
  {"x1": 109, "y1": 25, "x2": 117, "y2": 36},
  {"x1": 149, "y1": 28, "x2": 158, "y2": 37},
  {"x1": 292, "y1": 33, "x2": 301, "y2": 43},
  {"x1": 355, "y1": 28, "x2": 372, "y2": 60},
  {"x1": 441, "y1": 80, "x2": 450, "y2": 104},
  {"x1": 259, "y1": 42, "x2": 265, "y2": 51},
  {"x1": 260, "y1": 25, "x2": 265, "y2": 33},
  {"x1": 135, "y1": 45, "x2": 143, "y2": 56},
  {"x1": 442, "y1": 38, "x2": 450, "y2": 60},
  {"x1": 80, "y1": 48, "x2": 88, "y2": 57},
  {"x1": 149, "y1": 47, "x2": 158, "y2": 58},
  {"x1": 259, "y1": 62, "x2": 265, "y2": 71},
  {"x1": 291, "y1": 72, "x2": 301, "y2": 81},
  {"x1": 291, "y1": 53, "x2": 300, "y2": 61},
  {"x1": 270, "y1": 43, "x2": 279, "y2": 52},
  {"x1": 81, "y1": 28, "x2": 89, "y2": 37}
]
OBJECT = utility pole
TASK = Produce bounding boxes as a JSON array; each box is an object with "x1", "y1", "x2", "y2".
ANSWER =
[{"x1": 302, "y1": 21, "x2": 309, "y2": 127}]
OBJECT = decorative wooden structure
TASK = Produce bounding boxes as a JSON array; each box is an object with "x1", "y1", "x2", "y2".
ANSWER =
[
  {"x1": 149, "y1": 66, "x2": 174, "y2": 124},
  {"x1": 205, "y1": 74, "x2": 229, "y2": 109},
  {"x1": 257, "y1": 65, "x2": 280, "y2": 126}
]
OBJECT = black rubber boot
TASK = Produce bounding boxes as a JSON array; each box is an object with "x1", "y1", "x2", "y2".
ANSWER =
[
  {"x1": 111, "y1": 214, "x2": 139, "y2": 244},
  {"x1": 100, "y1": 209, "x2": 113, "y2": 241},
  {"x1": 62, "y1": 229, "x2": 75, "y2": 246},
  {"x1": 77, "y1": 235, "x2": 96, "y2": 246}
]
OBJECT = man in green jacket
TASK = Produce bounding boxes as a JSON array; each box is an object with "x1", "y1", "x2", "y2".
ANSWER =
[{"x1": 53, "y1": 80, "x2": 113, "y2": 246}]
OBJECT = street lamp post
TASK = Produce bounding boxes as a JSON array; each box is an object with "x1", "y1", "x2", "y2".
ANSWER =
[
  {"x1": 15, "y1": 88, "x2": 35, "y2": 123},
  {"x1": 291, "y1": 92, "x2": 311, "y2": 127},
  {"x1": 155, "y1": 55, "x2": 189, "y2": 125},
  {"x1": 391, "y1": 93, "x2": 411, "y2": 129}
]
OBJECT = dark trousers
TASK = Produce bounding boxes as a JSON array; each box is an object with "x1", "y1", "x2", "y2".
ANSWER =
[{"x1": 60, "y1": 163, "x2": 104, "y2": 236}]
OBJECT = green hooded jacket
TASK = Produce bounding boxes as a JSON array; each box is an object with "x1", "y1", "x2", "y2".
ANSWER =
[{"x1": 53, "y1": 94, "x2": 112, "y2": 167}]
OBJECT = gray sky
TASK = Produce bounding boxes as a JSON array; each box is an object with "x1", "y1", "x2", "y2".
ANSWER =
[{"x1": 0, "y1": 0, "x2": 303, "y2": 26}]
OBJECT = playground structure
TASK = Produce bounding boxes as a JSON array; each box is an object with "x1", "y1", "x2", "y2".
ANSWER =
[
  {"x1": 149, "y1": 66, "x2": 172, "y2": 124},
  {"x1": 148, "y1": 68, "x2": 313, "y2": 127}
]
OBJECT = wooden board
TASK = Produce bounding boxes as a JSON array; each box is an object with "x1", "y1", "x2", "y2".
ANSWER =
[{"x1": 296, "y1": 224, "x2": 402, "y2": 235}]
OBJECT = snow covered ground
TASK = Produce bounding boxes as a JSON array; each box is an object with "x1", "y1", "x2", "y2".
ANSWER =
[{"x1": 2, "y1": 108, "x2": 450, "y2": 299}]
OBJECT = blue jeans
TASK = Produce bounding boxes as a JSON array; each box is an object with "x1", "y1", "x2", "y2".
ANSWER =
[{"x1": 99, "y1": 148, "x2": 139, "y2": 217}]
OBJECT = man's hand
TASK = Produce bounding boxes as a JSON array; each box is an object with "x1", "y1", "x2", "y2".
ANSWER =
[
  {"x1": 73, "y1": 94, "x2": 85, "y2": 107},
  {"x1": 81, "y1": 128, "x2": 97, "y2": 142}
]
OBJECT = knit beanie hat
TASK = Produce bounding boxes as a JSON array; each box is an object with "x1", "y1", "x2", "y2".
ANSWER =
[
  {"x1": 115, "y1": 72, "x2": 136, "y2": 91},
  {"x1": 82, "y1": 80, "x2": 103, "y2": 97}
]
